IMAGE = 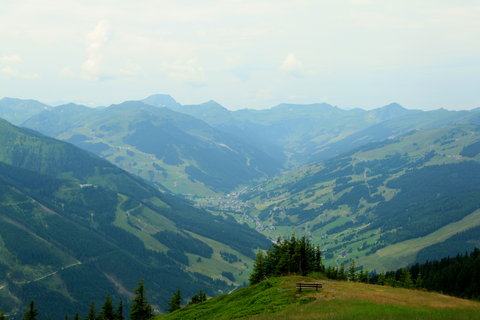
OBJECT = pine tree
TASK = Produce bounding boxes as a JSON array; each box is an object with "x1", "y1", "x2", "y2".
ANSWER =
[
  {"x1": 189, "y1": 289, "x2": 207, "y2": 305},
  {"x1": 116, "y1": 299, "x2": 124, "y2": 320},
  {"x1": 377, "y1": 273, "x2": 386, "y2": 285},
  {"x1": 87, "y1": 302, "x2": 96, "y2": 320},
  {"x1": 400, "y1": 268, "x2": 413, "y2": 289},
  {"x1": 65, "y1": 313, "x2": 69, "y2": 320},
  {"x1": 348, "y1": 260, "x2": 357, "y2": 282},
  {"x1": 74, "y1": 313, "x2": 79, "y2": 320},
  {"x1": 249, "y1": 251, "x2": 267, "y2": 284},
  {"x1": 415, "y1": 272, "x2": 424, "y2": 288},
  {"x1": 339, "y1": 263, "x2": 347, "y2": 280},
  {"x1": 100, "y1": 296, "x2": 115, "y2": 320},
  {"x1": 0, "y1": 312, "x2": 6, "y2": 320},
  {"x1": 167, "y1": 290, "x2": 182, "y2": 313},
  {"x1": 23, "y1": 301, "x2": 38, "y2": 320},
  {"x1": 130, "y1": 280, "x2": 154, "y2": 320}
]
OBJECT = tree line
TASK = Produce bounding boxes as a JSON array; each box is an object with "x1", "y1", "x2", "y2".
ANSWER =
[
  {"x1": 249, "y1": 235, "x2": 324, "y2": 284},
  {"x1": 0, "y1": 280, "x2": 208, "y2": 320},
  {"x1": 249, "y1": 236, "x2": 479, "y2": 300},
  {"x1": 326, "y1": 248, "x2": 480, "y2": 299}
]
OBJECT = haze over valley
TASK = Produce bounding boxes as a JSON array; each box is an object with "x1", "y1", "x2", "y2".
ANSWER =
[{"x1": 1, "y1": 1, "x2": 480, "y2": 319}]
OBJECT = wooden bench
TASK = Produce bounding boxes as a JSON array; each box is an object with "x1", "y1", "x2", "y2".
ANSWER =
[{"x1": 296, "y1": 282, "x2": 323, "y2": 292}]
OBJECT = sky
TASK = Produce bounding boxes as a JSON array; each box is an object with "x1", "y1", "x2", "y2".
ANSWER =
[{"x1": 1, "y1": 0, "x2": 479, "y2": 110}]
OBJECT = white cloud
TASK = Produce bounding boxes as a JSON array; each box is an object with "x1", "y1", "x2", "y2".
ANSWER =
[
  {"x1": 1, "y1": 66, "x2": 39, "y2": 79},
  {"x1": 82, "y1": 20, "x2": 110, "y2": 80},
  {"x1": 280, "y1": 53, "x2": 305, "y2": 77},
  {"x1": 0, "y1": 55, "x2": 22, "y2": 63},
  {"x1": 60, "y1": 67, "x2": 76, "y2": 78},
  {"x1": 167, "y1": 58, "x2": 207, "y2": 87}
]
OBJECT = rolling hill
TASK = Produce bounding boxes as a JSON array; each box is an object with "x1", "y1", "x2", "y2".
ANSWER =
[
  {"x1": 158, "y1": 276, "x2": 480, "y2": 320},
  {"x1": 22, "y1": 101, "x2": 281, "y2": 196},
  {"x1": 233, "y1": 125, "x2": 480, "y2": 271},
  {"x1": 0, "y1": 118, "x2": 271, "y2": 319}
]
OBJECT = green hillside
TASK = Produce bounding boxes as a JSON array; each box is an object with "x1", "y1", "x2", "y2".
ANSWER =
[
  {"x1": 158, "y1": 276, "x2": 480, "y2": 320},
  {"x1": 22, "y1": 101, "x2": 281, "y2": 196},
  {"x1": 234, "y1": 125, "x2": 480, "y2": 270},
  {"x1": 0, "y1": 118, "x2": 270, "y2": 319}
]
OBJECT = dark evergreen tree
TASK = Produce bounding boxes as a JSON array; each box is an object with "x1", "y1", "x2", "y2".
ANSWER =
[
  {"x1": 23, "y1": 301, "x2": 39, "y2": 320},
  {"x1": 99, "y1": 296, "x2": 115, "y2": 320},
  {"x1": 188, "y1": 289, "x2": 207, "y2": 305},
  {"x1": 325, "y1": 266, "x2": 339, "y2": 279},
  {"x1": 74, "y1": 313, "x2": 79, "y2": 320},
  {"x1": 415, "y1": 272, "x2": 423, "y2": 288},
  {"x1": 249, "y1": 251, "x2": 267, "y2": 284},
  {"x1": 348, "y1": 261, "x2": 357, "y2": 282},
  {"x1": 86, "y1": 302, "x2": 96, "y2": 320},
  {"x1": 0, "y1": 312, "x2": 6, "y2": 320},
  {"x1": 400, "y1": 268, "x2": 413, "y2": 288},
  {"x1": 338, "y1": 263, "x2": 347, "y2": 280},
  {"x1": 167, "y1": 290, "x2": 182, "y2": 313},
  {"x1": 249, "y1": 236, "x2": 324, "y2": 284},
  {"x1": 358, "y1": 269, "x2": 369, "y2": 283},
  {"x1": 116, "y1": 299, "x2": 124, "y2": 320},
  {"x1": 130, "y1": 280, "x2": 154, "y2": 320}
]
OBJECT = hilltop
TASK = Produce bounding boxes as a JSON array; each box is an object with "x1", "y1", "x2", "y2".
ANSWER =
[{"x1": 158, "y1": 276, "x2": 480, "y2": 320}]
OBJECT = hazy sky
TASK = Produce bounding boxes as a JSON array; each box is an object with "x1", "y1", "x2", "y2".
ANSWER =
[{"x1": 1, "y1": 0, "x2": 479, "y2": 110}]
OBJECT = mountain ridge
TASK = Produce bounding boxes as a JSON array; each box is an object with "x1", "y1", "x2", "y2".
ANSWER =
[{"x1": 0, "y1": 117, "x2": 270, "y2": 318}]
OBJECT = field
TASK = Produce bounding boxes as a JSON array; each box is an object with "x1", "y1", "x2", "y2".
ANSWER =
[{"x1": 158, "y1": 276, "x2": 480, "y2": 320}]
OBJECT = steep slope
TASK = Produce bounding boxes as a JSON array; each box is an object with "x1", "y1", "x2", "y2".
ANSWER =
[
  {"x1": 0, "y1": 118, "x2": 270, "y2": 319},
  {"x1": 158, "y1": 276, "x2": 480, "y2": 320},
  {"x1": 235, "y1": 125, "x2": 480, "y2": 271},
  {"x1": 22, "y1": 101, "x2": 281, "y2": 196}
]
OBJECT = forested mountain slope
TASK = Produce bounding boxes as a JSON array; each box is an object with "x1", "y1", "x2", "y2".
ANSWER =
[
  {"x1": 0, "y1": 118, "x2": 270, "y2": 319},
  {"x1": 22, "y1": 101, "x2": 281, "y2": 196},
  {"x1": 236, "y1": 125, "x2": 480, "y2": 270}
]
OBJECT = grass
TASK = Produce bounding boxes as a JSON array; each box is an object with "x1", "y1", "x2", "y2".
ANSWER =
[
  {"x1": 358, "y1": 209, "x2": 480, "y2": 271},
  {"x1": 157, "y1": 276, "x2": 480, "y2": 320}
]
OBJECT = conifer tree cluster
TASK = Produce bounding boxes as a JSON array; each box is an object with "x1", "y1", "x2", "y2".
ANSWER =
[
  {"x1": 326, "y1": 260, "x2": 422, "y2": 289},
  {"x1": 400, "y1": 248, "x2": 480, "y2": 299},
  {"x1": 249, "y1": 236, "x2": 324, "y2": 284},
  {"x1": 188, "y1": 289, "x2": 207, "y2": 305},
  {"x1": 326, "y1": 248, "x2": 480, "y2": 300},
  {"x1": 1, "y1": 281, "x2": 153, "y2": 320}
]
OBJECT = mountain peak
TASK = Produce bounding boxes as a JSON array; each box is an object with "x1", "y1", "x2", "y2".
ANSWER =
[
  {"x1": 142, "y1": 94, "x2": 180, "y2": 109},
  {"x1": 370, "y1": 102, "x2": 413, "y2": 121},
  {"x1": 198, "y1": 100, "x2": 227, "y2": 110},
  {"x1": 380, "y1": 102, "x2": 406, "y2": 111}
]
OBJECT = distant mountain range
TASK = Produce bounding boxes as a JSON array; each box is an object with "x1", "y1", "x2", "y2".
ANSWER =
[
  {"x1": 0, "y1": 118, "x2": 270, "y2": 318},
  {"x1": 20, "y1": 100, "x2": 281, "y2": 196},
  {"x1": 1, "y1": 94, "x2": 480, "y2": 279},
  {"x1": 3, "y1": 95, "x2": 480, "y2": 197}
]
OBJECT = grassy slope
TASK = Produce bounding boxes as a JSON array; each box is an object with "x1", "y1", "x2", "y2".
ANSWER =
[
  {"x1": 358, "y1": 209, "x2": 480, "y2": 271},
  {"x1": 236, "y1": 125, "x2": 480, "y2": 268},
  {"x1": 158, "y1": 276, "x2": 480, "y2": 320}
]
